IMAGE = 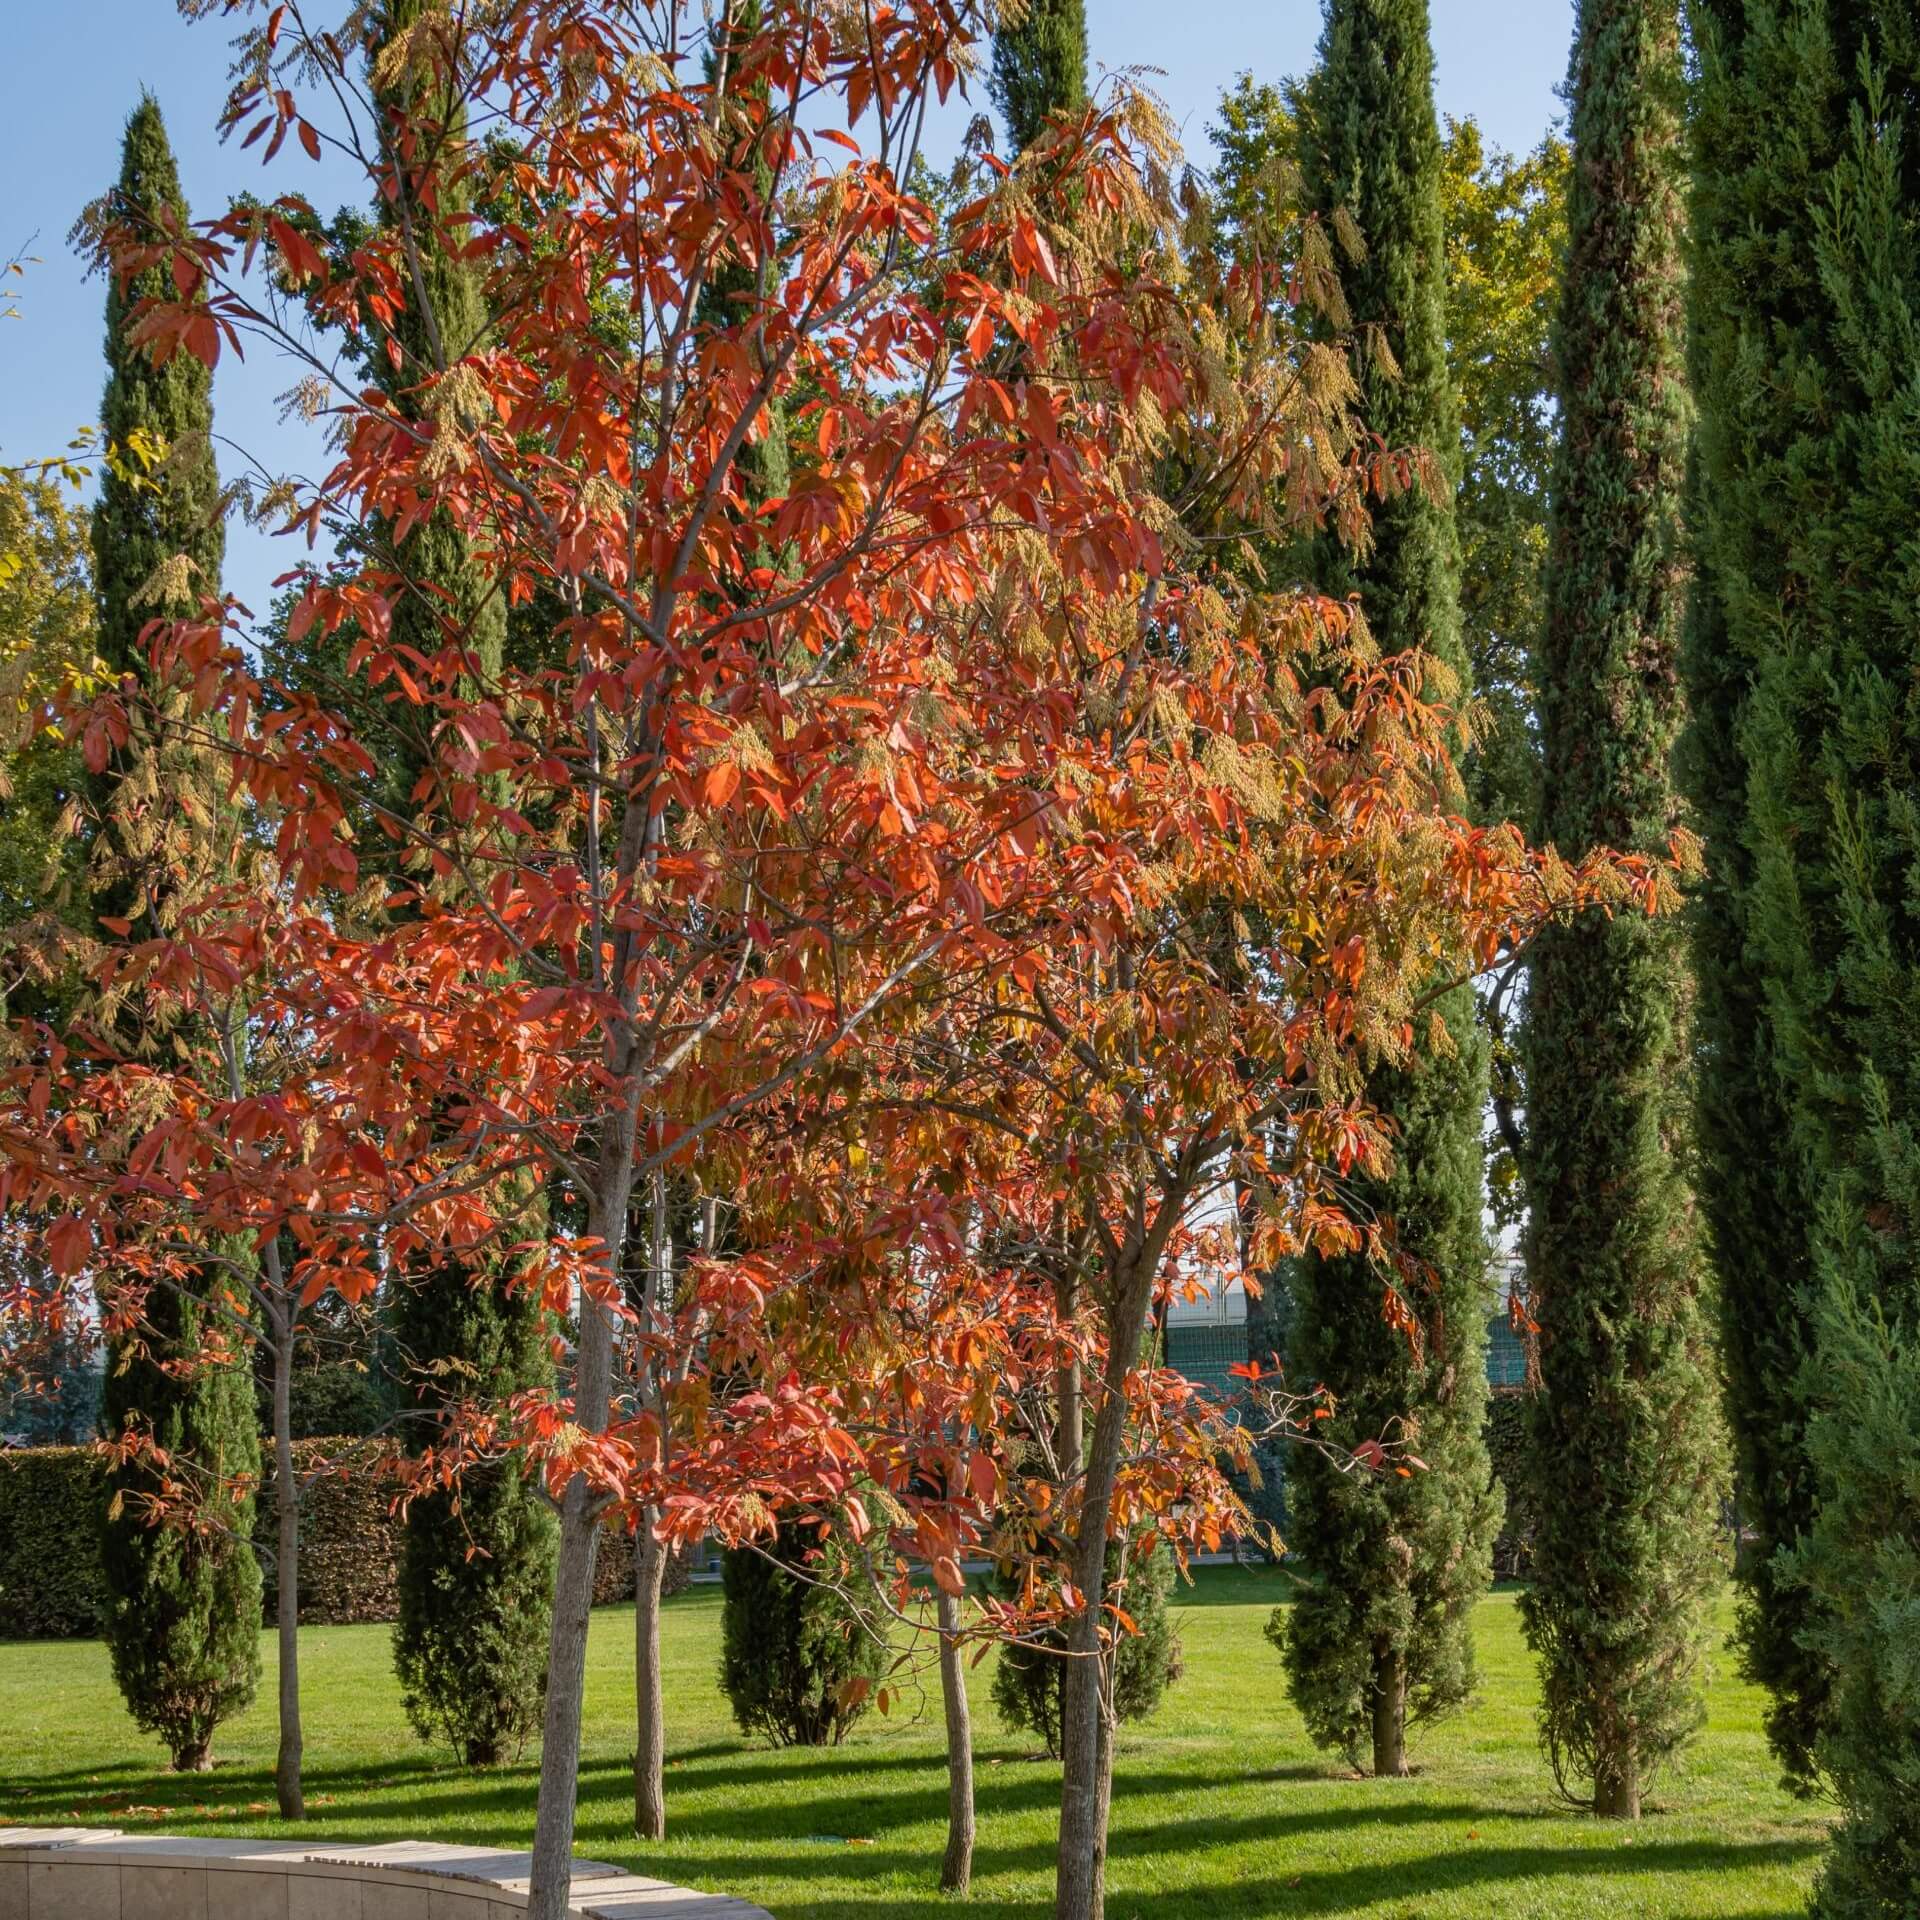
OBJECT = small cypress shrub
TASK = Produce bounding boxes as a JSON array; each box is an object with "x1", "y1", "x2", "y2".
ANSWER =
[
  {"x1": 991, "y1": 1536, "x2": 1181, "y2": 1756},
  {"x1": 718, "y1": 1521, "x2": 890, "y2": 1747},
  {"x1": 390, "y1": 1261, "x2": 555, "y2": 1766},
  {"x1": 99, "y1": 1277, "x2": 263, "y2": 1772}
]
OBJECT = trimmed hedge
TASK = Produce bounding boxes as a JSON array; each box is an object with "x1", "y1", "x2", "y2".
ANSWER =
[
  {"x1": 0, "y1": 1441, "x2": 687, "y2": 1639},
  {"x1": 0, "y1": 1448, "x2": 114, "y2": 1640}
]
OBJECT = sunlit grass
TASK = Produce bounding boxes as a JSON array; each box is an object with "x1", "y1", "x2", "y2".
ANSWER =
[{"x1": 0, "y1": 1569, "x2": 1827, "y2": 1918}]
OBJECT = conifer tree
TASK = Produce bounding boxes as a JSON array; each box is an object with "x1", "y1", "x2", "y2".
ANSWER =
[
  {"x1": 992, "y1": 1537, "x2": 1178, "y2": 1755},
  {"x1": 1681, "y1": 0, "x2": 1843, "y2": 1794},
  {"x1": 717, "y1": 1522, "x2": 890, "y2": 1748},
  {"x1": 1517, "y1": 0, "x2": 1725, "y2": 1820},
  {"x1": 1687, "y1": 1, "x2": 1920, "y2": 1896},
  {"x1": 90, "y1": 97, "x2": 261, "y2": 1779},
  {"x1": 1275, "y1": 0, "x2": 1499, "y2": 1781},
  {"x1": 990, "y1": 0, "x2": 1087, "y2": 153},
  {"x1": 370, "y1": 0, "x2": 556, "y2": 1772},
  {"x1": 92, "y1": 97, "x2": 224, "y2": 699},
  {"x1": 98, "y1": 1276, "x2": 262, "y2": 1772}
]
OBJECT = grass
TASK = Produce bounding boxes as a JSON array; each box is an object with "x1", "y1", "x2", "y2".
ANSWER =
[{"x1": 0, "y1": 1568, "x2": 1828, "y2": 1919}]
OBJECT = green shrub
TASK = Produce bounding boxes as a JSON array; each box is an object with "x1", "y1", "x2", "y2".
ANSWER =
[
  {"x1": 390, "y1": 1258, "x2": 555, "y2": 1767},
  {"x1": 0, "y1": 1449, "x2": 112, "y2": 1639},
  {"x1": 992, "y1": 1536, "x2": 1181, "y2": 1755},
  {"x1": 99, "y1": 1274, "x2": 263, "y2": 1772},
  {"x1": 718, "y1": 1522, "x2": 889, "y2": 1747}
]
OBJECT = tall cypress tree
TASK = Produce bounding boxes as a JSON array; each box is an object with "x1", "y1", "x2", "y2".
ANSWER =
[
  {"x1": 1681, "y1": 0, "x2": 1843, "y2": 1794},
  {"x1": 93, "y1": 96, "x2": 225, "y2": 697},
  {"x1": 370, "y1": 0, "x2": 555, "y2": 1769},
  {"x1": 1274, "y1": 0, "x2": 1499, "y2": 1781},
  {"x1": 91, "y1": 96, "x2": 262, "y2": 1776},
  {"x1": 1688, "y1": 2, "x2": 1920, "y2": 1900},
  {"x1": 1517, "y1": 0, "x2": 1726, "y2": 1820},
  {"x1": 990, "y1": 0, "x2": 1087, "y2": 153}
]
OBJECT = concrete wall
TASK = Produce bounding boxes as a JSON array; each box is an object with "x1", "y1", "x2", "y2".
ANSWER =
[{"x1": 0, "y1": 1831, "x2": 770, "y2": 1920}]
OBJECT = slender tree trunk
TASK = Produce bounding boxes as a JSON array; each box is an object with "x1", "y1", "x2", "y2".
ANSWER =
[
  {"x1": 272, "y1": 1317, "x2": 304, "y2": 1821},
  {"x1": 1055, "y1": 1267, "x2": 1083, "y2": 1485},
  {"x1": 1055, "y1": 1373, "x2": 1130, "y2": 1920},
  {"x1": 525, "y1": 1166, "x2": 631, "y2": 1920},
  {"x1": 633, "y1": 1513, "x2": 669, "y2": 1841},
  {"x1": 1371, "y1": 1644, "x2": 1409, "y2": 1779},
  {"x1": 937, "y1": 1586, "x2": 975, "y2": 1893}
]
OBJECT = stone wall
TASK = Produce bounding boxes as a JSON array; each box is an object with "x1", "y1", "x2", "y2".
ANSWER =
[{"x1": 0, "y1": 1830, "x2": 768, "y2": 1920}]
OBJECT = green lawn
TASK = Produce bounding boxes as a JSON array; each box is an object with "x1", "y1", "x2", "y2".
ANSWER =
[{"x1": 0, "y1": 1569, "x2": 1827, "y2": 1919}]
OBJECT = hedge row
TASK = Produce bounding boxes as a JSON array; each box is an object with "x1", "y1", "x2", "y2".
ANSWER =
[{"x1": 0, "y1": 1441, "x2": 685, "y2": 1641}]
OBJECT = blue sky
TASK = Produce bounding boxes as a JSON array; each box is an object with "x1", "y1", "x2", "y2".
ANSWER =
[{"x1": 2, "y1": 1, "x2": 1573, "y2": 622}]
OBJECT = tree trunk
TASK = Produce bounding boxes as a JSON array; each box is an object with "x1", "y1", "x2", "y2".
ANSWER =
[
  {"x1": 1593, "y1": 1726, "x2": 1640, "y2": 1819},
  {"x1": 937, "y1": 1586, "x2": 975, "y2": 1893},
  {"x1": 172, "y1": 1738, "x2": 213, "y2": 1774},
  {"x1": 1371, "y1": 1644, "x2": 1409, "y2": 1779},
  {"x1": 272, "y1": 1318, "x2": 304, "y2": 1820},
  {"x1": 633, "y1": 1514, "x2": 669, "y2": 1842},
  {"x1": 524, "y1": 1177, "x2": 627, "y2": 1920},
  {"x1": 1055, "y1": 1377, "x2": 1130, "y2": 1920}
]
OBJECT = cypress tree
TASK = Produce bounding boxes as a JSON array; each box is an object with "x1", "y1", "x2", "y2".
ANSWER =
[
  {"x1": 92, "y1": 96, "x2": 225, "y2": 700},
  {"x1": 990, "y1": 0, "x2": 1087, "y2": 154},
  {"x1": 1687, "y1": 2, "x2": 1920, "y2": 1898},
  {"x1": 1681, "y1": 0, "x2": 1846, "y2": 1793},
  {"x1": 90, "y1": 94, "x2": 264, "y2": 1779},
  {"x1": 1517, "y1": 0, "x2": 1726, "y2": 1820},
  {"x1": 98, "y1": 1279, "x2": 263, "y2": 1772},
  {"x1": 717, "y1": 1522, "x2": 891, "y2": 1747},
  {"x1": 370, "y1": 0, "x2": 556, "y2": 1770},
  {"x1": 1274, "y1": 0, "x2": 1500, "y2": 1781},
  {"x1": 992, "y1": 1536, "x2": 1179, "y2": 1755}
]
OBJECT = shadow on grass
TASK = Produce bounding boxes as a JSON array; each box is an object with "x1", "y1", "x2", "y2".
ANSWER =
[{"x1": 739, "y1": 1834, "x2": 1822, "y2": 1920}]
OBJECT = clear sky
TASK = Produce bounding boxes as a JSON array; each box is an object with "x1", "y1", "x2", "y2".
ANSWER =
[{"x1": 2, "y1": 1, "x2": 1573, "y2": 622}]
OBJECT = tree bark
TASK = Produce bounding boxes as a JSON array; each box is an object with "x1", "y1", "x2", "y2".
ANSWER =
[
  {"x1": 937, "y1": 1585, "x2": 975, "y2": 1893},
  {"x1": 272, "y1": 1315, "x2": 304, "y2": 1820},
  {"x1": 1371, "y1": 1644, "x2": 1409, "y2": 1779},
  {"x1": 1055, "y1": 1368, "x2": 1131, "y2": 1920},
  {"x1": 524, "y1": 1164, "x2": 631, "y2": 1920},
  {"x1": 1593, "y1": 1726, "x2": 1640, "y2": 1819},
  {"x1": 633, "y1": 1513, "x2": 669, "y2": 1841},
  {"x1": 1055, "y1": 1266, "x2": 1083, "y2": 1486}
]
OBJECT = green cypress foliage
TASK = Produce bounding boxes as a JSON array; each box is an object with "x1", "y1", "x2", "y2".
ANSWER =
[
  {"x1": 369, "y1": 3, "x2": 555, "y2": 1765},
  {"x1": 1686, "y1": 2, "x2": 1920, "y2": 1896},
  {"x1": 92, "y1": 96, "x2": 225, "y2": 693},
  {"x1": 1274, "y1": 0, "x2": 1499, "y2": 1780},
  {"x1": 98, "y1": 1277, "x2": 263, "y2": 1772},
  {"x1": 1517, "y1": 0, "x2": 1726, "y2": 1819},
  {"x1": 91, "y1": 96, "x2": 263, "y2": 1777},
  {"x1": 991, "y1": 1538, "x2": 1180, "y2": 1755},
  {"x1": 1681, "y1": 0, "x2": 1848, "y2": 1795},
  {"x1": 990, "y1": 0, "x2": 1087, "y2": 154},
  {"x1": 389, "y1": 1263, "x2": 556, "y2": 1764},
  {"x1": 718, "y1": 1523, "x2": 891, "y2": 1747}
]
